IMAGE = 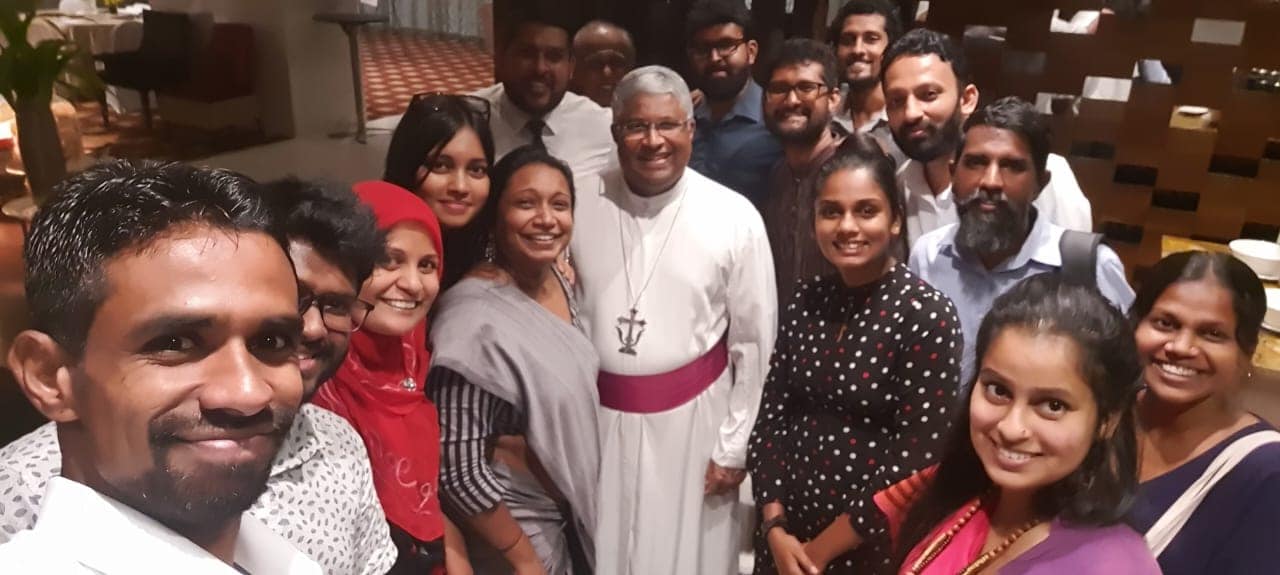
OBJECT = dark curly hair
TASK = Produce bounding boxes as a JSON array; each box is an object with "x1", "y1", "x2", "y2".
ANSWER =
[
  {"x1": 881, "y1": 28, "x2": 969, "y2": 86},
  {"x1": 826, "y1": 0, "x2": 903, "y2": 47},
  {"x1": 25, "y1": 159, "x2": 282, "y2": 357},
  {"x1": 261, "y1": 177, "x2": 383, "y2": 289},
  {"x1": 685, "y1": 0, "x2": 754, "y2": 43},
  {"x1": 960, "y1": 96, "x2": 1051, "y2": 178},
  {"x1": 765, "y1": 38, "x2": 840, "y2": 90}
]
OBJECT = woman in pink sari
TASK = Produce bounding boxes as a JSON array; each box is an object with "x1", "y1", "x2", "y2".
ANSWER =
[{"x1": 892, "y1": 274, "x2": 1160, "y2": 575}]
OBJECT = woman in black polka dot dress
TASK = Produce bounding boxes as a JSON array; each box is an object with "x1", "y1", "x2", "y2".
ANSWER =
[{"x1": 748, "y1": 139, "x2": 962, "y2": 575}]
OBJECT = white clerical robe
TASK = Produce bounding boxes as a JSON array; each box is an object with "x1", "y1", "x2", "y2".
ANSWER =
[{"x1": 572, "y1": 167, "x2": 778, "y2": 575}]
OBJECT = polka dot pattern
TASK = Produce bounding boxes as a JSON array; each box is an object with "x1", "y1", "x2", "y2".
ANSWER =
[{"x1": 747, "y1": 265, "x2": 962, "y2": 574}]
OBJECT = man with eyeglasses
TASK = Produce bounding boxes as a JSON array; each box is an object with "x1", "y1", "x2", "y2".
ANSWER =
[
  {"x1": 474, "y1": 14, "x2": 617, "y2": 179},
  {"x1": 685, "y1": 0, "x2": 782, "y2": 209},
  {"x1": 761, "y1": 38, "x2": 849, "y2": 296},
  {"x1": 573, "y1": 65, "x2": 777, "y2": 575},
  {"x1": 570, "y1": 20, "x2": 636, "y2": 108},
  {"x1": 0, "y1": 177, "x2": 398, "y2": 575}
]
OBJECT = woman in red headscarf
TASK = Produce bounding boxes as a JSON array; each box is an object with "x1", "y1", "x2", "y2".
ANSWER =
[{"x1": 313, "y1": 181, "x2": 470, "y2": 574}]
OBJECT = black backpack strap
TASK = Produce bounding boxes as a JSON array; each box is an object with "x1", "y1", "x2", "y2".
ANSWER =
[{"x1": 1059, "y1": 229, "x2": 1104, "y2": 288}]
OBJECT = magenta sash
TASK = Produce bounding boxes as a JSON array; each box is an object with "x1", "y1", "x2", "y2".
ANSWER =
[{"x1": 597, "y1": 334, "x2": 729, "y2": 414}]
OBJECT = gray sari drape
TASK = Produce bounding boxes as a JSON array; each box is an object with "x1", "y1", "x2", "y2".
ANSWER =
[{"x1": 430, "y1": 276, "x2": 601, "y2": 573}]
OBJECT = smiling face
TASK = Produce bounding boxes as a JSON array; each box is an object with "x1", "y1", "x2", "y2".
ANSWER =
[
  {"x1": 495, "y1": 163, "x2": 574, "y2": 270},
  {"x1": 358, "y1": 223, "x2": 441, "y2": 337},
  {"x1": 834, "y1": 13, "x2": 890, "y2": 90},
  {"x1": 414, "y1": 127, "x2": 491, "y2": 230},
  {"x1": 764, "y1": 61, "x2": 840, "y2": 145},
  {"x1": 814, "y1": 166, "x2": 900, "y2": 284},
  {"x1": 614, "y1": 93, "x2": 693, "y2": 196},
  {"x1": 969, "y1": 328, "x2": 1100, "y2": 496},
  {"x1": 289, "y1": 239, "x2": 356, "y2": 397},
  {"x1": 58, "y1": 228, "x2": 302, "y2": 533},
  {"x1": 500, "y1": 23, "x2": 573, "y2": 117},
  {"x1": 883, "y1": 53, "x2": 977, "y2": 162},
  {"x1": 1135, "y1": 277, "x2": 1247, "y2": 409}
]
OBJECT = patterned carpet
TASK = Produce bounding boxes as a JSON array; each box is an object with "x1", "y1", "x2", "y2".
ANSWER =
[
  {"x1": 76, "y1": 28, "x2": 494, "y2": 159},
  {"x1": 360, "y1": 28, "x2": 496, "y2": 120}
]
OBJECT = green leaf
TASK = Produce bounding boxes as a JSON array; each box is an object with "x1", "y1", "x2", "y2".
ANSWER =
[{"x1": 0, "y1": 1, "x2": 102, "y2": 105}]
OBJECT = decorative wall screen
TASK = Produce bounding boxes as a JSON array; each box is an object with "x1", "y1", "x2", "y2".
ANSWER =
[{"x1": 924, "y1": 0, "x2": 1280, "y2": 279}]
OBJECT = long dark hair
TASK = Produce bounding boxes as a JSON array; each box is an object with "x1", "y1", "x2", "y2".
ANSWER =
[
  {"x1": 896, "y1": 274, "x2": 1143, "y2": 564},
  {"x1": 384, "y1": 95, "x2": 496, "y2": 289},
  {"x1": 1129, "y1": 251, "x2": 1266, "y2": 355}
]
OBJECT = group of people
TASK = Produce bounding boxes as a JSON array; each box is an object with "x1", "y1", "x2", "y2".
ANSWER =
[{"x1": 0, "y1": 1, "x2": 1278, "y2": 574}]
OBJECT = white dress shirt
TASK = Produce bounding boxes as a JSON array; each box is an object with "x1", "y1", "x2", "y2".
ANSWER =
[
  {"x1": 898, "y1": 152, "x2": 1094, "y2": 246},
  {"x1": 0, "y1": 405, "x2": 396, "y2": 575},
  {"x1": 472, "y1": 83, "x2": 617, "y2": 179},
  {"x1": 0, "y1": 476, "x2": 323, "y2": 574}
]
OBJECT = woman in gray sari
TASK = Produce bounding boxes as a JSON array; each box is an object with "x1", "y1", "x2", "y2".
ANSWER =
[{"x1": 429, "y1": 145, "x2": 600, "y2": 575}]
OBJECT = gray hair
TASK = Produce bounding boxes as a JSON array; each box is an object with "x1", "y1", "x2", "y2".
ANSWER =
[{"x1": 611, "y1": 65, "x2": 695, "y2": 119}]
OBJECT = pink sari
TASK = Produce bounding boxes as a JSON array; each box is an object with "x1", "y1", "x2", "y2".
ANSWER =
[{"x1": 898, "y1": 501, "x2": 991, "y2": 575}]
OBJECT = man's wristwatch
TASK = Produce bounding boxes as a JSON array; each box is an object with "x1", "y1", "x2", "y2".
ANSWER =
[{"x1": 761, "y1": 515, "x2": 789, "y2": 537}]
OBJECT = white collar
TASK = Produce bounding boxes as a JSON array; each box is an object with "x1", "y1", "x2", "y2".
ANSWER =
[
  {"x1": 898, "y1": 158, "x2": 953, "y2": 202},
  {"x1": 856, "y1": 107, "x2": 889, "y2": 133},
  {"x1": 608, "y1": 168, "x2": 691, "y2": 217},
  {"x1": 496, "y1": 84, "x2": 594, "y2": 138},
  {"x1": 33, "y1": 477, "x2": 322, "y2": 575}
]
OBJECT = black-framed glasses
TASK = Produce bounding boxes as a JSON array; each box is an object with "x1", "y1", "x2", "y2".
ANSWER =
[
  {"x1": 410, "y1": 92, "x2": 491, "y2": 122},
  {"x1": 298, "y1": 292, "x2": 375, "y2": 333},
  {"x1": 764, "y1": 81, "x2": 831, "y2": 101},
  {"x1": 688, "y1": 38, "x2": 746, "y2": 60}
]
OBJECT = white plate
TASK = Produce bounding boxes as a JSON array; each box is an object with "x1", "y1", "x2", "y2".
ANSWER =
[
  {"x1": 1263, "y1": 320, "x2": 1280, "y2": 334},
  {"x1": 1177, "y1": 105, "x2": 1210, "y2": 116},
  {"x1": 1259, "y1": 272, "x2": 1280, "y2": 282}
]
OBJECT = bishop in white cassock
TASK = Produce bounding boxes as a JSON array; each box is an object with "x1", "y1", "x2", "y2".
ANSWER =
[{"x1": 572, "y1": 66, "x2": 778, "y2": 575}]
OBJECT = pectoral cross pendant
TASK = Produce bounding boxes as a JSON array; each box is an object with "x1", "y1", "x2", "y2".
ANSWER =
[{"x1": 616, "y1": 308, "x2": 647, "y2": 356}]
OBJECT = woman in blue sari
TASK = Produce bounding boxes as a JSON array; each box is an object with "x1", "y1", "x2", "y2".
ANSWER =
[{"x1": 1125, "y1": 251, "x2": 1280, "y2": 574}]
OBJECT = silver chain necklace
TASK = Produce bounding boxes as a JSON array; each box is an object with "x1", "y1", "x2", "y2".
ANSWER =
[{"x1": 615, "y1": 187, "x2": 687, "y2": 356}]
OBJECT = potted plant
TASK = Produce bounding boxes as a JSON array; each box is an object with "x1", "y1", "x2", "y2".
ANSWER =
[{"x1": 0, "y1": 0, "x2": 99, "y2": 204}]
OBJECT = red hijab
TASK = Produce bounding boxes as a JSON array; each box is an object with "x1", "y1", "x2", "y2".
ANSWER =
[{"x1": 312, "y1": 181, "x2": 446, "y2": 543}]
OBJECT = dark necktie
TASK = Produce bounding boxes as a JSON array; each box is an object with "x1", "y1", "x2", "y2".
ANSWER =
[{"x1": 526, "y1": 119, "x2": 547, "y2": 150}]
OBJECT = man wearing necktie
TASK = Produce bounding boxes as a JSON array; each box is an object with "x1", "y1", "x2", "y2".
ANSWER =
[{"x1": 474, "y1": 14, "x2": 616, "y2": 179}]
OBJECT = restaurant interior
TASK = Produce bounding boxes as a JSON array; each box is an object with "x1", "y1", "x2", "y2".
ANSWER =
[{"x1": 0, "y1": 0, "x2": 1278, "y2": 444}]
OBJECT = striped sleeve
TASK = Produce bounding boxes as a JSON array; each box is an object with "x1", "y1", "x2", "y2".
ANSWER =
[{"x1": 428, "y1": 366, "x2": 519, "y2": 517}]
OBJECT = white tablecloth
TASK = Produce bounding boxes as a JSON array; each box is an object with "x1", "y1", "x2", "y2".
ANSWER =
[{"x1": 33, "y1": 11, "x2": 145, "y2": 114}]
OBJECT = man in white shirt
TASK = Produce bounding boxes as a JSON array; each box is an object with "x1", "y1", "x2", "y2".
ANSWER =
[
  {"x1": 474, "y1": 16, "x2": 615, "y2": 178},
  {"x1": 0, "y1": 161, "x2": 320, "y2": 574},
  {"x1": 882, "y1": 29, "x2": 1093, "y2": 247},
  {"x1": 574, "y1": 65, "x2": 778, "y2": 575},
  {"x1": 0, "y1": 179, "x2": 398, "y2": 575}
]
